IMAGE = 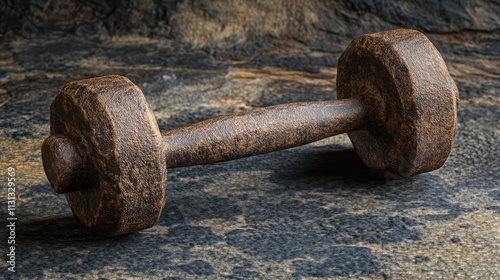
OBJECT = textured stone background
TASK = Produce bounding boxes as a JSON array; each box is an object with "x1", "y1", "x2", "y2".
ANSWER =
[{"x1": 0, "y1": 0, "x2": 499, "y2": 279}]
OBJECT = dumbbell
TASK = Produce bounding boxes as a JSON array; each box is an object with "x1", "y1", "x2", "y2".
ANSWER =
[{"x1": 41, "y1": 29, "x2": 458, "y2": 237}]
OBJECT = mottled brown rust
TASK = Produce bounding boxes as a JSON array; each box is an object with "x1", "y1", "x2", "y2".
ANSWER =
[
  {"x1": 41, "y1": 29, "x2": 458, "y2": 236},
  {"x1": 163, "y1": 98, "x2": 367, "y2": 168},
  {"x1": 42, "y1": 76, "x2": 167, "y2": 237},
  {"x1": 337, "y1": 29, "x2": 458, "y2": 178}
]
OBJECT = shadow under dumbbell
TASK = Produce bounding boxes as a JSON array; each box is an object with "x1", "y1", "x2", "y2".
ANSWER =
[
  {"x1": 16, "y1": 216, "x2": 104, "y2": 243},
  {"x1": 297, "y1": 149, "x2": 384, "y2": 182},
  {"x1": 266, "y1": 148, "x2": 386, "y2": 189}
]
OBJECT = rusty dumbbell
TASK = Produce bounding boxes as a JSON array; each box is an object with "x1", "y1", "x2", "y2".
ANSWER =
[{"x1": 41, "y1": 29, "x2": 458, "y2": 237}]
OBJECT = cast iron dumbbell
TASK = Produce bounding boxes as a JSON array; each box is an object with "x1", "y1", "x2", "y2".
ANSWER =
[{"x1": 41, "y1": 29, "x2": 458, "y2": 237}]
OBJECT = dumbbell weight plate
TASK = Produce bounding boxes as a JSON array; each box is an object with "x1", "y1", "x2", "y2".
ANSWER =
[
  {"x1": 337, "y1": 29, "x2": 458, "y2": 179},
  {"x1": 47, "y1": 76, "x2": 167, "y2": 237}
]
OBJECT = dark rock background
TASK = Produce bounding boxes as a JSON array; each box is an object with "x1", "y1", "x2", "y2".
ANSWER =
[
  {"x1": 2, "y1": 0, "x2": 500, "y2": 54},
  {"x1": 0, "y1": 0, "x2": 499, "y2": 279}
]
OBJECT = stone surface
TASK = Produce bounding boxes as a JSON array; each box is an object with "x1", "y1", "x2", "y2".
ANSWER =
[{"x1": 1, "y1": 0, "x2": 500, "y2": 279}]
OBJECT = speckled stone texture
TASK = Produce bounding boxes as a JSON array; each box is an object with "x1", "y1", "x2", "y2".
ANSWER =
[{"x1": 1, "y1": 0, "x2": 499, "y2": 279}]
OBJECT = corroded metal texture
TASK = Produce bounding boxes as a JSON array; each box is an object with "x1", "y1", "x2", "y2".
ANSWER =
[
  {"x1": 41, "y1": 29, "x2": 458, "y2": 236},
  {"x1": 163, "y1": 98, "x2": 367, "y2": 167},
  {"x1": 337, "y1": 29, "x2": 459, "y2": 179},
  {"x1": 42, "y1": 75, "x2": 167, "y2": 237}
]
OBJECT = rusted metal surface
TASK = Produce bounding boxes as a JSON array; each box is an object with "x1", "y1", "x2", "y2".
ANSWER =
[
  {"x1": 42, "y1": 76, "x2": 167, "y2": 237},
  {"x1": 41, "y1": 29, "x2": 458, "y2": 237},
  {"x1": 337, "y1": 29, "x2": 459, "y2": 178},
  {"x1": 163, "y1": 98, "x2": 367, "y2": 167}
]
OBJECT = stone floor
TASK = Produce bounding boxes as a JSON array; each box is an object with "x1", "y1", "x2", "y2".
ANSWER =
[{"x1": 0, "y1": 30, "x2": 499, "y2": 279}]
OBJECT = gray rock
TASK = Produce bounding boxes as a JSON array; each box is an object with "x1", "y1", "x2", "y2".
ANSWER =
[{"x1": 0, "y1": 1, "x2": 499, "y2": 279}]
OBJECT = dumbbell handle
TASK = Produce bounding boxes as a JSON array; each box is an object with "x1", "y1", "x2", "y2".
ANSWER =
[{"x1": 163, "y1": 98, "x2": 367, "y2": 168}]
